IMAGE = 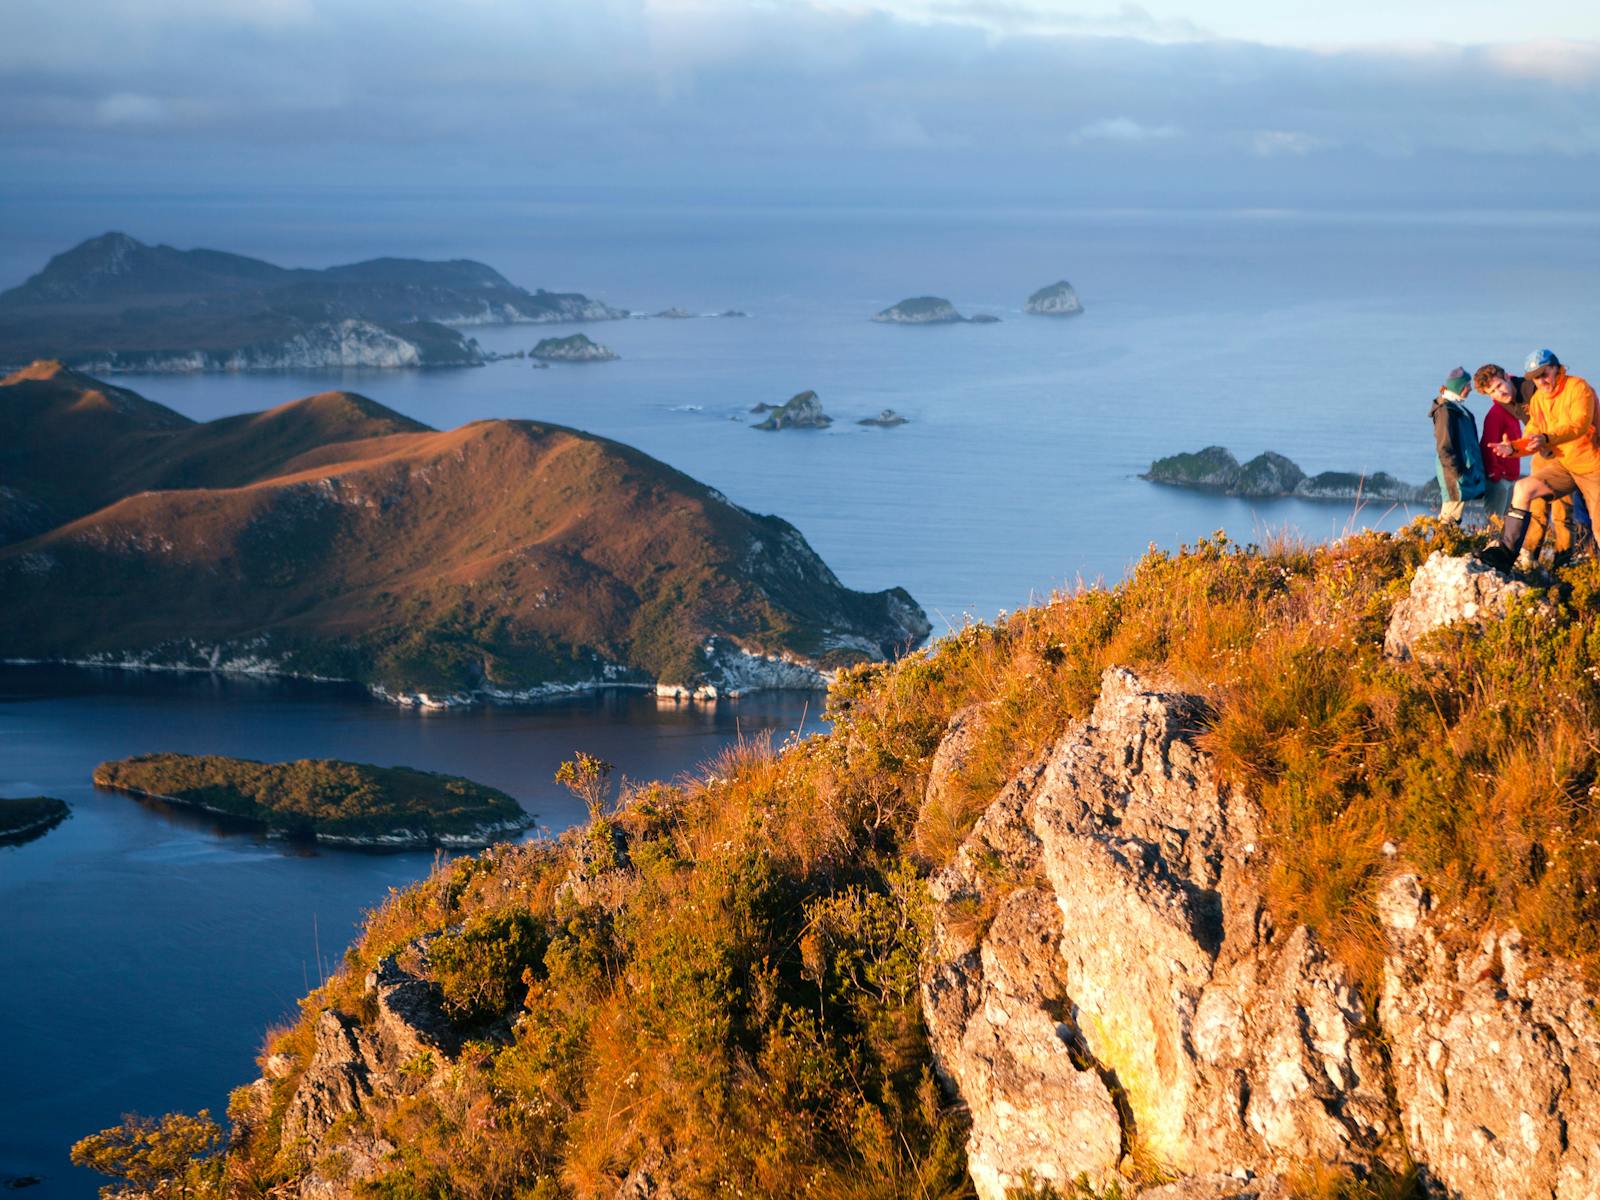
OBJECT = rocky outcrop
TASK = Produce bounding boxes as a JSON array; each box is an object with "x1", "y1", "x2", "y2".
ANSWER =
[
  {"x1": 873, "y1": 297, "x2": 977, "y2": 324},
  {"x1": 1383, "y1": 551, "x2": 1536, "y2": 663},
  {"x1": 1377, "y1": 877, "x2": 1600, "y2": 1200},
  {"x1": 531, "y1": 333, "x2": 617, "y2": 362},
  {"x1": 238, "y1": 948, "x2": 464, "y2": 1199},
  {"x1": 923, "y1": 667, "x2": 1600, "y2": 1199},
  {"x1": 1145, "y1": 447, "x2": 1438, "y2": 504},
  {"x1": 859, "y1": 409, "x2": 909, "y2": 427},
  {"x1": 1025, "y1": 280, "x2": 1085, "y2": 317},
  {"x1": 754, "y1": 390, "x2": 832, "y2": 430}
]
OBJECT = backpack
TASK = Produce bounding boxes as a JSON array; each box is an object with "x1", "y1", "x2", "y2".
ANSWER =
[{"x1": 1438, "y1": 399, "x2": 1486, "y2": 501}]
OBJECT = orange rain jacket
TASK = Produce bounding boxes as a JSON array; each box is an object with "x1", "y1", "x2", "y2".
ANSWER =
[{"x1": 1527, "y1": 371, "x2": 1600, "y2": 477}]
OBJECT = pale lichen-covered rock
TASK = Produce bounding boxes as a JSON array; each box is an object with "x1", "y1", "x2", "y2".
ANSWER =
[
  {"x1": 924, "y1": 667, "x2": 1600, "y2": 1199},
  {"x1": 1384, "y1": 551, "x2": 1536, "y2": 663},
  {"x1": 924, "y1": 669, "x2": 1389, "y2": 1197},
  {"x1": 1377, "y1": 875, "x2": 1600, "y2": 1200}
]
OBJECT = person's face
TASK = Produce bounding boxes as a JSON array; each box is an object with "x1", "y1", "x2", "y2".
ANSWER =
[
  {"x1": 1531, "y1": 366, "x2": 1564, "y2": 393},
  {"x1": 1484, "y1": 377, "x2": 1513, "y2": 405}
]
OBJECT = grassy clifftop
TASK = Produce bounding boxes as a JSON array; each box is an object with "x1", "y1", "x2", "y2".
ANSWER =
[{"x1": 88, "y1": 521, "x2": 1600, "y2": 1196}]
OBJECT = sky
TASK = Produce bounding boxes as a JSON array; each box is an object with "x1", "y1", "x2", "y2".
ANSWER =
[{"x1": 3, "y1": 0, "x2": 1600, "y2": 208}]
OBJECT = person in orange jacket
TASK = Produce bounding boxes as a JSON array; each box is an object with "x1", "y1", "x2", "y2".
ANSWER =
[{"x1": 1477, "y1": 349, "x2": 1600, "y2": 571}]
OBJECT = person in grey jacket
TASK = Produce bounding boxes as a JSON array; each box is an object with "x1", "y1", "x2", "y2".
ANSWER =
[{"x1": 1430, "y1": 366, "x2": 1485, "y2": 523}]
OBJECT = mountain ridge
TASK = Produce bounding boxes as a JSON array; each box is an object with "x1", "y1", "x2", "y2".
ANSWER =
[
  {"x1": 0, "y1": 233, "x2": 628, "y2": 371},
  {"x1": 0, "y1": 364, "x2": 930, "y2": 701}
]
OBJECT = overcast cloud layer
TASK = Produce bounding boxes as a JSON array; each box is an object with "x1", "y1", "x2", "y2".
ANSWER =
[{"x1": 4, "y1": 0, "x2": 1599, "y2": 205}]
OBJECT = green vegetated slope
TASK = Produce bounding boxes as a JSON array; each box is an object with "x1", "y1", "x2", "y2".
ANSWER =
[
  {"x1": 184, "y1": 521, "x2": 1599, "y2": 1198},
  {"x1": 0, "y1": 362, "x2": 928, "y2": 695},
  {"x1": 93, "y1": 754, "x2": 527, "y2": 843}
]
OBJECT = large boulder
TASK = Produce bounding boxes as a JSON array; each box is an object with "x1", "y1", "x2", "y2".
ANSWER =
[{"x1": 1384, "y1": 551, "x2": 1536, "y2": 663}]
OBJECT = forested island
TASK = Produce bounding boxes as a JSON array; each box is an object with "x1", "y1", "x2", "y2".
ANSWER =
[
  {"x1": 0, "y1": 796, "x2": 69, "y2": 845},
  {"x1": 1145, "y1": 445, "x2": 1439, "y2": 503},
  {"x1": 93, "y1": 754, "x2": 531, "y2": 847}
]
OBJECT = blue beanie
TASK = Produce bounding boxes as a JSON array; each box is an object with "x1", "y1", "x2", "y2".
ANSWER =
[
  {"x1": 1442, "y1": 367, "x2": 1471, "y2": 398},
  {"x1": 1525, "y1": 348, "x2": 1560, "y2": 373}
]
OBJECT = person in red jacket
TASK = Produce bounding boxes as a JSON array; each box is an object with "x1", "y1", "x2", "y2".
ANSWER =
[{"x1": 1474, "y1": 364, "x2": 1533, "y2": 519}]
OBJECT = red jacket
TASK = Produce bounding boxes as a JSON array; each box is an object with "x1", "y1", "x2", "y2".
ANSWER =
[{"x1": 1481, "y1": 402, "x2": 1523, "y2": 482}]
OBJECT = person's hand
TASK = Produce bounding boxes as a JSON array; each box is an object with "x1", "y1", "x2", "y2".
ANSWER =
[
  {"x1": 1526, "y1": 433, "x2": 1549, "y2": 454},
  {"x1": 1491, "y1": 439, "x2": 1515, "y2": 458}
]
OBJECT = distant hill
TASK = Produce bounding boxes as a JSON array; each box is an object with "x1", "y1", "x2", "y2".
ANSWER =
[
  {"x1": 0, "y1": 364, "x2": 929, "y2": 703},
  {"x1": 0, "y1": 233, "x2": 628, "y2": 372}
]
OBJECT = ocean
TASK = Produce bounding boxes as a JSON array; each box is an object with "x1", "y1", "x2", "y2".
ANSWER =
[{"x1": 3, "y1": 194, "x2": 1598, "y2": 1194}]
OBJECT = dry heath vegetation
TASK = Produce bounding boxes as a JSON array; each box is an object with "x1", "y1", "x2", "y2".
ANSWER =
[{"x1": 77, "y1": 520, "x2": 1600, "y2": 1198}]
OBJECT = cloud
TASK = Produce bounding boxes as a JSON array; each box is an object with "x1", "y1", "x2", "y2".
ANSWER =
[
  {"x1": 1073, "y1": 116, "x2": 1181, "y2": 144},
  {"x1": 1, "y1": 0, "x2": 1598, "y2": 202}
]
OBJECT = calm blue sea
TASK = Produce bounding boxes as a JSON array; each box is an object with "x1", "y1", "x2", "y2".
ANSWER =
[{"x1": 2, "y1": 195, "x2": 1598, "y2": 1194}]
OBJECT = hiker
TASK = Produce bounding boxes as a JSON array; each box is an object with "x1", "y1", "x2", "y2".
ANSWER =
[
  {"x1": 1431, "y1": 367, "x2": 1485, "y2": 524},
  {"x1": 1474, "y1": 364, "x2": 1533, "y2": 519},
  {"x1": 1476, "y1": 349, "x2": 1600, "y2": 571}
]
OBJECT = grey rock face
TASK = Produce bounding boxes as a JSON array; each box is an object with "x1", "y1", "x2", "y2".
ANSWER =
[
  {"x1": 923, "y1": 667, "x2": 1600, "y2": 1199},
  {"x1": 259, "y1": 945, "x2": 464, "y2": 1197},
  {"x1": 1383, "y1": 551, "x2": 1536, "y2": 663},
  {"x1": 1025, "y1": 280, "x2": 1085, "y2": 316},
  {"x1": 1377, "y1": 876, "x2": 1600, "y2": 1200},
  {"x1": 753, "y1": 390, "x2": 832, "y2": 430}
]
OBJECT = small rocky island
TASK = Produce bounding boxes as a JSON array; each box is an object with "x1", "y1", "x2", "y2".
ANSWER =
[
  {"x1": 1145, "y1": 445, "x2": 1439, "y2": 503},
  {"x1": 531, "y1": 333, "x2": 618, "y2": 362},
  {"x1": 753, "y1": 390, "x2": 833, "y2": 430},
  {"x1": 93, "y1": 754, "x2": 533, "y2": 847},
  {"x1": 0, "y1": 796, "x2": 70, "y2": 846},
  {"x1": 872, "y1": 296, "x2": 998, "y2": 325},
  {"x1": 1024, "y1": 280, "x2": 1084, "y2": 316},
  {"x1": 858, "y1": 409, "x2": 908, "y2": 427}
]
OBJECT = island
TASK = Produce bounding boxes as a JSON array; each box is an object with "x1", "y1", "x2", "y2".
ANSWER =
[
  {"x1": 0, "y1": 796, "x2": 69, "y2": 846},
  {"x1": 753, "y1": 390, "x2": 832, "y2": 430},
  {"x1": 93, "y1": 754, "x2": 531, "y2": 847},
  {"x1": 871, "y1": 296, "x2": 997, "y2": 325},
  {"x1": 1024, "y1": 280, "x2": 1085, "y2": 316},
  {"x1": 653, "y1": 308, "x2": 695, "y2": 319},
  {"x1": 1144, "y1": 445, "x2": 1439, "y2": 503},
  {"x1": 531, "y1": 333, "x2": 618, "y2": 362},
  {"x1": 0, "y1": 232, "x2": 628, "y2": 372},
  {"x1": 0, "y1": 362, "x2": 930, "y2": 705},
  {"x1": 858, "y1": 409, "x2": 909, "y2": 427}
]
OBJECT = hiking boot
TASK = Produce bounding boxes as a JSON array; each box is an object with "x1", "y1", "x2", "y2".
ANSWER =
[
  {"x1": 1474, "y1": 542, "x2": 1516, "y2": 572},
  {"x1": 1515, "y1": 550, "x2": 1537, "y2": 573}
]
